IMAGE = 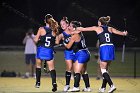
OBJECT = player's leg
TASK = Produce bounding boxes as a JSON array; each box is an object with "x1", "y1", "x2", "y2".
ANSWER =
[
  {"x1": 99, "y1": 61, "x2": 116, "y2": 93},
  {"x1": 35, "y1": 58, "x2": 42, "y2": 88},
  {"x1": 63, "y1": 60, "x2": 73, "y2": 91},
  {"x1": 68, "y1": 61, "x2": 84, "y2": 92},
  {"x1": 81, "y1": 63, "x2": 91, "y2": 92},
  {"x1": 47, "y1": 60, "x2": 57, "y2": 92}
]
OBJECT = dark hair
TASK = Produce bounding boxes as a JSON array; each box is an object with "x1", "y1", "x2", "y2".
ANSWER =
[
  {"x1": 99, "y1": 16, "x2": 110, "y2": 25},
  {"x1": 27, "y1": 28, "x2": 33, "y2": 35},
  {"x1": 70, "y1": 21, "x2": 82, "y2": 28},
  {"x1": 61, "y1": 16, "x2": 69, "y2": 24}
]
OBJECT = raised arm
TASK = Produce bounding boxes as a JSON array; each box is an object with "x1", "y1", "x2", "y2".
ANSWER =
[
  {"x1": 77, "y1": 26, "x2": 97, "y2": 32},
  {"x1": 110, "y1": 27, "x2": 128, "y2": 36}
]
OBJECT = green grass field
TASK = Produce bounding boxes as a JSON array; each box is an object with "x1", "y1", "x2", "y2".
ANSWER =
[
  {"x1": 0, "y1": 77, "x2": 140, "y2": 93},
  {"x1": 0, "y1": 50, "x2": 140, "y2": 77},
  {"x1": 0, "y1": 49, "x2": 140, "y2": 93}
]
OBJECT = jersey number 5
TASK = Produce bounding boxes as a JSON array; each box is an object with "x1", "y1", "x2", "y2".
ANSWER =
[{"x1": 45, "y1": 37, "x2": 51, "y2": 47}]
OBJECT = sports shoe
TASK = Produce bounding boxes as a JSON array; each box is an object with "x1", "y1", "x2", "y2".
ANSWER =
[
  {"x1": 82, "y1": 87, "x2": 91, "y2": 92},
  {"x1": 52, "y1": 83, "x2": 57, "y2": 92},
  {"x1": 63, "y1": 85, "x2": 70, "y2": 92},
  {"x1": 68, "y1": 87, "x2": 80, "y2": 92},
  {"x1": 108, "y1": 85, "x2": 116, "y2": 93},
  {"x1": 35, "y1": 82, "x2": 40, "y2": 88},
  {"x1": 99, "y1": 88, "x2": 105, "y2": 93}
]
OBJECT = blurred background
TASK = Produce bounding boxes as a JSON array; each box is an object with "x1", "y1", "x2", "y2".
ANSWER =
[{"x1": 0, "y1": 0, "x2": 139, "y2": 77}]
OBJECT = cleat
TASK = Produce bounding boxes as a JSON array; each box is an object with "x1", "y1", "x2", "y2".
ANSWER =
[
  {"x1": 68, "y1": 87, "x2": 80, "y2": 92},
  {"x1": 108, "y1": 85, "x2": 116, "y2": 93},
  {"x1": 99, "y1": 88, "x2": 105, "y2": 93},
  {"x1": 52, "y1": 83, "x2": 57, "y2": 92},
  {"x1": 82, "y1": 87, "x2": 91, "y2": 92},
  {"x1": 35, "y1": 82, "x2": 40, "y2": 88},
  {"x1": 63, "y1": 85, "x2": 70, "y2": 92}
]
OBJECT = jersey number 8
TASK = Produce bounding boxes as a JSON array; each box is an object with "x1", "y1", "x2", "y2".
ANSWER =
[{"x1": 105, "y1": 33, "x2": 110, "y2": 42}]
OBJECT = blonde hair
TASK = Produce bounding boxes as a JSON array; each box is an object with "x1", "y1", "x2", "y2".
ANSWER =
[
  {"x1": 99, "y1": 16, "x2": 110, "y2": 25},
  {"x1": 45, "y1": 14, "x2": 59, "y2": 35}
]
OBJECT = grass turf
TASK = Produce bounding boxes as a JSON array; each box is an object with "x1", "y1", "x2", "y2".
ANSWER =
[{"x1": 0, "y1": 77, "x2": 140, "y2": 93}]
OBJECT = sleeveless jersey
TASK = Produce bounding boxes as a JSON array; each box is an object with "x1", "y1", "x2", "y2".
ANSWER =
[
  {"x1": 98, "y1": 25, "x2": 113, "y2": 45},
  {"x1": 73, "y1": 32, "x2": 87, "y2": 53},
  {"x1": 37, "y1": 26, "x2": 56, "y2": 48},
  {"x1": 98, "y1": 25, "x2": 115, "y2": 61},
  {"x1": 73, "y1": 32, "x2": 90, "y2": 63}
]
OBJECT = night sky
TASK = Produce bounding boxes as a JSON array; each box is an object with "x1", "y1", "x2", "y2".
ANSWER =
[{"x1": 0, "y1": 0, "x2": 139, "y2": 47}]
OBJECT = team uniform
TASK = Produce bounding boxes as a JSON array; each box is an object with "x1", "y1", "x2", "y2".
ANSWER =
[
  {"x1": 35, "y1": 26, "x2": 57, "y2": 91},
  {"x1": 73, "y1": 32, "x2": 90, "y2": 63},
  {"x1": 63, "y1": 31, "x2": 75, "y2": 61},
  {"x1": 36, "y1": 26, "x2": 56, "y2": 61},
  {"x1": 98, "y1": 25, "x2": 115, "y2": 61},
  {"x1": 68, "y1": 32, "x2": 91, "y2": 92}
]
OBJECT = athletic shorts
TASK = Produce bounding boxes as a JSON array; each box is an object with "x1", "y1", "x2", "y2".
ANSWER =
[
  {"x1": 36, "y1": 46, "x2": 54, "y2": 61},
  {"x1": 25, "y1": 54, "x2": 36, "y2": 65},
  {"x1": 74, "y1": 49, "x2": 90, "y2": 64},
  {"x1": 64, "y1": 49, "x2": 75, "y2": 61},
  {"x1": 100, "y1": 44, "x2": 115, "y2": 61}
]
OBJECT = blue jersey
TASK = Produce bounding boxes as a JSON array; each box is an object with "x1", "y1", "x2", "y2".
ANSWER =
[
  {"x1": 36, "y1": 26, "x2": 55, "y2": 61},
  {"x1": 73, "y1": 32, "x2": 90, "y2": 63},
  {"x1": 98, "y1": 25, "x2": 115, "y2": 61},
  {"x1": 63, "y1": 31, "x2": 75, "y2": 60}
]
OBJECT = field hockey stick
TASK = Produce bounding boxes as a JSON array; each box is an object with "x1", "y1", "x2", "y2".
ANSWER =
[
  {"x1": 43, "y1": 60, "x2": 50, "y2": 74},
  {"x1": 54, "y1": 44, "x2": 63, "y2": 48},
  {"x1": 2, "y1": 2, "x2": 42, "y2": 27},
  {"x1": 121, "y1": 18, "x2": 127, "y2": 63}
]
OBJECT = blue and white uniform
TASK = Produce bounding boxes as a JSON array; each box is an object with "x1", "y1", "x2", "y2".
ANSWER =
[
  {"x1": 63, "y1": 31, "x2": 75, "y2": 61},
  {"x1": 73, "y1": 32, "x2": 90, "y2": 63},
  {"x1": 98, "y1": 25, "x2": 115, "y2": 61},
  {"x1": 36, "y1": 26, "x2": 55, "y2": 61}
]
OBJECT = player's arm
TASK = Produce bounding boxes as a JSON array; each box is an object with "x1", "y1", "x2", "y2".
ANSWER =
[
  {"x1": 55, "y1": 33, "x2": 63, "y2": 44},
  {"x1": 34, "y1": 27, "x2": 42, "y2": 43},
  {"x1": 71, "y1": 26, "x2": 97, "y2": 34},
  {"x1": 77, "y1": 26, "x2": 97, "y2": 32},
  {"x1": 64, "y1": 34, "x2": 77, "y2": 49},
  {"x1": 110, "y1": 27, "x2": 128, "y2": 36}
]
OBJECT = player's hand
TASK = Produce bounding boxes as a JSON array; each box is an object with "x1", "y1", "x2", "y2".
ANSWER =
[{"x1": 123, "y1": 31, "x2": 128, "y2": 36}]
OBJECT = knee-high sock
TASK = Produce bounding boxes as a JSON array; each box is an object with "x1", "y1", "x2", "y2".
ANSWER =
[
  {"x1": 36, "y1": 68, "x2": 41, "y2": 83},
  {"x1": 103, "y1": 72, "x2": 113, "y2": 87},
  {"x1": 74, "y1": 73, "x2": 81, "y2": 87},
  {"x1": 101, "y1": 77, "x2": 107, "y2": 88},
  {"x1": 101, "y1": 68, "x2": 113, "y2": 87},
  {"x1": 50, "y1": 69, "x2": 57, "y2": 85},
  {"x1": 82, "y1": 73, "x2": 90, "y2": 88},
  {"x1": 65, "y1": 71, "x2": 71, "y2": 85}
]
